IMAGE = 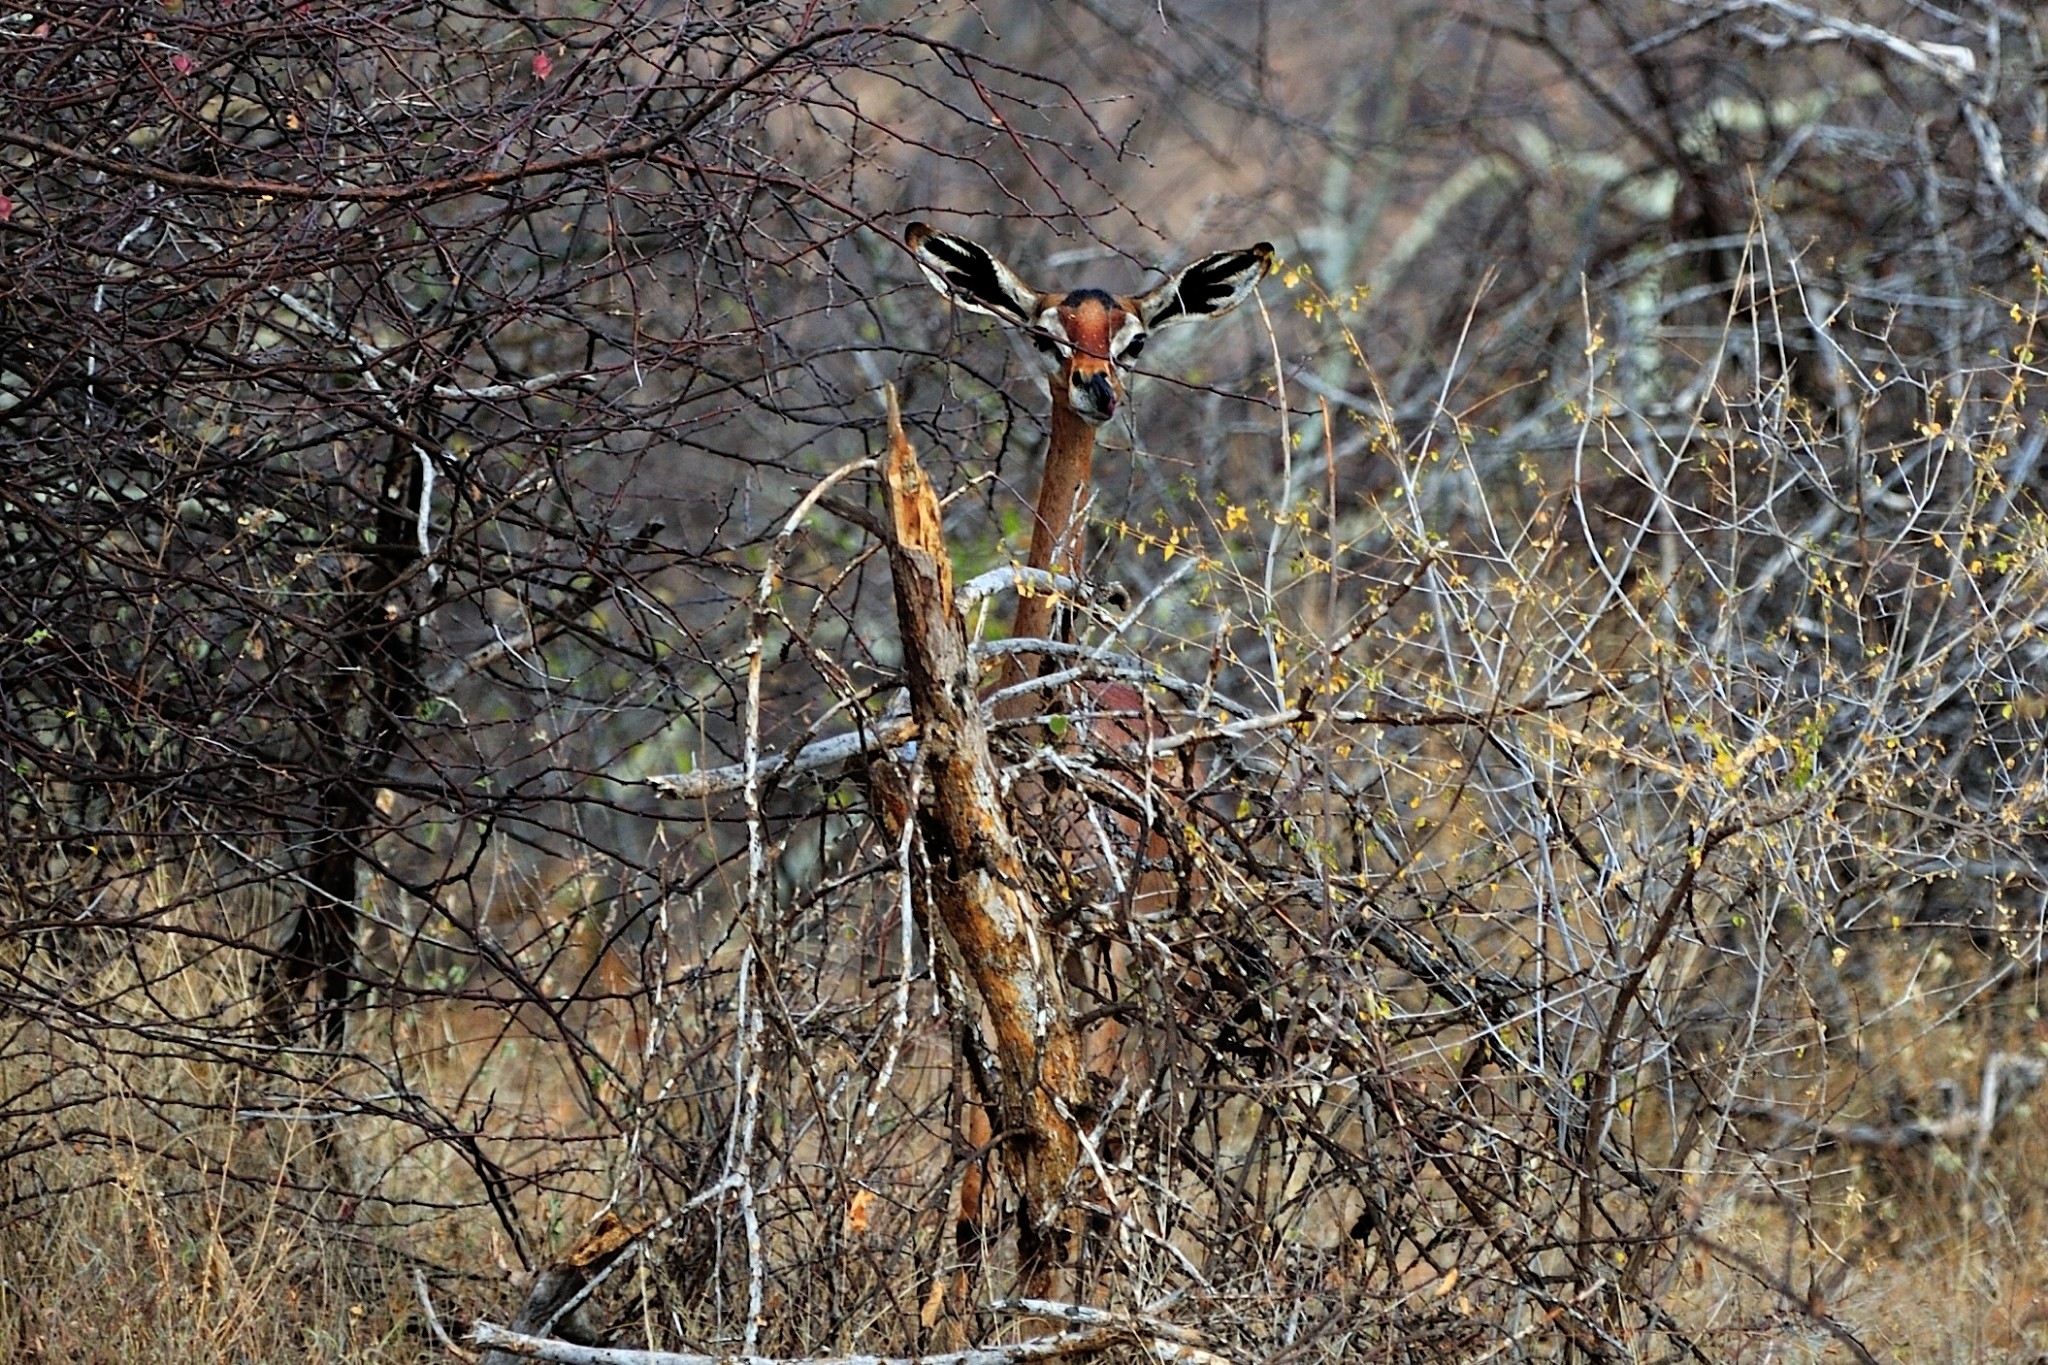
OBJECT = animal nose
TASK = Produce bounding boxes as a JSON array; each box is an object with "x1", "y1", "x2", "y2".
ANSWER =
[{"x1": 1072, "y1": 370, "x2": 1117, "y2": 422}]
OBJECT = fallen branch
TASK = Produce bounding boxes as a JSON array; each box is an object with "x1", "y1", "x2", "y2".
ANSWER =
[
  {"x1": 470, "y1": 1298, "x2": 1247, "y2": 1365},
  {"x1": 471, "y1": 1321, "x2": 1129, "y2": 1365}
]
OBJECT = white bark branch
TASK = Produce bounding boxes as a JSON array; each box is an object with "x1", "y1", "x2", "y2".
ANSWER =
[
  {"x1": 649, "y1": 670, "x2": 1652, "y2": 801},
  {"x1": 470, "y1": 1322, "x2": 1142, "y2": 1365}
]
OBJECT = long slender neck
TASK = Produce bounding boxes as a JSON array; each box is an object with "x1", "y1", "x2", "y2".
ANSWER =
[{"x1": 995, "y1": 396, "x2": 1097, "y2": 707}]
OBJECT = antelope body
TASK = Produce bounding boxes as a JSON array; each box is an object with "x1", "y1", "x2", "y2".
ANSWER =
[{"x1": 905, "y1": 220, "x2": 1271, "y2": 1304}]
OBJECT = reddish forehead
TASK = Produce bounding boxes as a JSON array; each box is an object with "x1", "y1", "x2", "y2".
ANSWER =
[{"x1": 1057, "y1": 294, "x2": 1127, "y2": 357}]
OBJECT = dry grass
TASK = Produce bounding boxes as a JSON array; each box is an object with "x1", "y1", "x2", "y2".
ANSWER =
[{"x1": 9, "y1": 852, "x2": 2048, "y2": 1361}]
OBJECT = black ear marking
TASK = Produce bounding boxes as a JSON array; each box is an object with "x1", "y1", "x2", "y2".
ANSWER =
[
  {"x1": 918, "y1": 232, "x2": 1011, "y2": 312},
  {"x1": 1137, "y1": 242, "x2": 1276, "y2": 329},
  {"x1": 905, "y1": 222, "x2": 1042, "y2": 327}
]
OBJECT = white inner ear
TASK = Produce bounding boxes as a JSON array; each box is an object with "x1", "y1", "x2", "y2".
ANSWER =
[{"x1": 1110, "y1": 314, "x2": 1146, "y2": 359}]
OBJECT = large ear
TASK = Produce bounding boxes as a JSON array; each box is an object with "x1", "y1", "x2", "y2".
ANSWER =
[
  {"x1": 1133, "y1": 242, "x2": 1275, "y2": 329},
  {"x1": 904, "y1": 222, "x2": 1043, "y2": 328}
]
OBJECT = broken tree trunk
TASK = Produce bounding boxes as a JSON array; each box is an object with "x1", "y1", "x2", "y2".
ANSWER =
[
  {"x1": 478, "y1": 1213, "x2": 643, "y2": 1365},
  {"x1": 872, "y1": 386, "x2": 1087, "y2": 1289}
]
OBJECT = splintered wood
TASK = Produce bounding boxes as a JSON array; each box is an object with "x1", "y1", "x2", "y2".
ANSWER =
[{"x1": 875, "y1": 385, "x2": 1086, "y2": 1287}]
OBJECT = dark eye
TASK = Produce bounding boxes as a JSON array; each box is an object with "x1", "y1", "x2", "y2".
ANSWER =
[
  {"x1": 1120, "y1": 334, "x2": 1146, "y2": 360},
  {"x1": 1031, "y1": 334, "x2": 1060, "y2": 356}
]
